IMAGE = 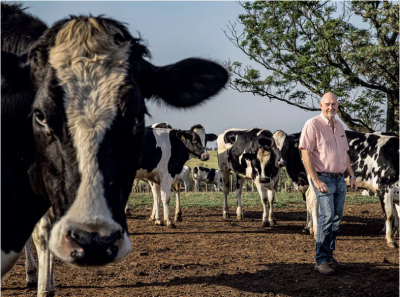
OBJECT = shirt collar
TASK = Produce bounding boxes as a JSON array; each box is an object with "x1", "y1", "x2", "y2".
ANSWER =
[{"x1": 319, "y1": 112, "x2": 338, "y2": 126}]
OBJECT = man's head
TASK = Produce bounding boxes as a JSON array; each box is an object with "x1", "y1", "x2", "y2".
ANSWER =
[{"x1": 319, "y1": 92, "x2": 338, "y2": 120}]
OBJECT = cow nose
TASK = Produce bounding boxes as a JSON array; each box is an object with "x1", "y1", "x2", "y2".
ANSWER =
[
  {"x1": 259, "y1": 177, "x2": 270, "y2": 183},
  {"x1": 201, "y1": 153, "x2": 210, "y2": 161},
  {"x1": 67, "y1": 229, "x2": 122, "y2": 265}
]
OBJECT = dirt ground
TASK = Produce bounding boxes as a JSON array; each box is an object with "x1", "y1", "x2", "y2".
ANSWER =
[{"x1": 2, "y1": 203, "x2": 399, "y2": 297}]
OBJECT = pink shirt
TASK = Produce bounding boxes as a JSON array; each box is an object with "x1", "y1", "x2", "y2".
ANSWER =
[{"x1": 299, "y1": 113, "x2": 349, "y2": 174}]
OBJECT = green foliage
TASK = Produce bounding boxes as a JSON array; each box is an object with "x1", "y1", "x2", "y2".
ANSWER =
[{"x1": 224, "y1": 1, "x2": 399, "y2": 133}]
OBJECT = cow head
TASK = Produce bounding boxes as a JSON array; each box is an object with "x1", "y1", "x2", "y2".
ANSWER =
[
  {"x1": 2, "y1": 15, "x2": 228, "y2": 267},
  {"x1": 242, "y1": 129, "x2": 281, "y2": 183},
  {"x1": 177, "y1": 126, "x2": 212, "y2": 161},
  {"x1": 188, "y1": 124, "x2": 217, "y2": 161},
  {"x1": 272, "y1": 130, "x2": 287, "y2": 168}
]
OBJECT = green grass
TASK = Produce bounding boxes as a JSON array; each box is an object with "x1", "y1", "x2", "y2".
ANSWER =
[
  {"x1": 127, "y1": 191, "x2": 379, "y2": 210},
  {"x1": 185, "y1": 150, "x2": 219, "y2": 169}
]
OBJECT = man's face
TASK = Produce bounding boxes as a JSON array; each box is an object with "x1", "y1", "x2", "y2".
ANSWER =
[{"x1": 319, "y1": 94, "x2": 338, "y2": 120}]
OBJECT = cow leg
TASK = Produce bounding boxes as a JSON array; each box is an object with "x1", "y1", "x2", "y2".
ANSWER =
[
  {"x1": 32, "y1": 215, "x2": 55, "y2": 297},
  {"x1": 160, "y1": 178, "x2": 175, "y2": 228},
  {"x1": 266, "y1": 188, "x2": 278, "y2": 226},
  {"x1": 383, "y1": 191, "x2": 396, "y2": 248},
  {"x1": 184, "y1": 182, "x2": 188, "y2": 193},
  {"x1": 24, "y1": 236, "x2": 37, "y2": 288},
  {"x1": 173, "y1": 183, "x2": 182, "y2": 222},
  {"x1": 302, "y1": 193, "x2": 310, "y2": 234},
  {"x1": 151, "y1": 183, "x2": 163, "y2": 226},
  {"x1": 254, "y1": 180, "x2": 269, "y2": 227},
  {"x1": 220, "y1": 167, "x2": 230, "y2": 219},
  {"x1": 235, "y1": 176, "x2": 245, "y2": 220},
  {"x1": 124, "y1": 201, "x2": 131, "y2": 215}
]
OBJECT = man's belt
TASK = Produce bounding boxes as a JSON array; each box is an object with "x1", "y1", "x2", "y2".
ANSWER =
[{"x1": 317, "y1": 172, "x2": 344, "y2": 178}]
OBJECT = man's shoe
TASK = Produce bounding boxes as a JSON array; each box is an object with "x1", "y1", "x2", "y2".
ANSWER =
[
  {"x1": 314, "y1": 263, "x2": 335, "y2": 275},
  {"x1": 327, "y1": 259, "x2": 346, "y2": 270}
]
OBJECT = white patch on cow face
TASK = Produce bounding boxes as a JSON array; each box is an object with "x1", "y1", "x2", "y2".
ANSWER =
[
  {"x1": 257, "y1": 148, "x2": 271, "y2": 180},
  {"x1": 47, "y1": 18, "x2": 132, "y2": 264},
  {"x1": 1, "y1": 250, "x2": 21, "y2": 279},
  {"x1": 273, "y1": 130, "x2": 286, "y2": 166}
]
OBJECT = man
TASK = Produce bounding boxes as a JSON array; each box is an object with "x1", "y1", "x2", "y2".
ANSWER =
[{"x1": 299, "y1": 92, "x2": 357, "y2": 275}]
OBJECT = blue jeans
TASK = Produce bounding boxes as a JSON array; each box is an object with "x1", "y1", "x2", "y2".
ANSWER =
[{"x1": 311, "y1": 175, "x2": 347, "y2": 265}]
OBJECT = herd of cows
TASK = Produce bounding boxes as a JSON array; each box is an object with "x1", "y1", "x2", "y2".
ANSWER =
[{"x1": 1, "y1": 3, "x2": 399, "y2": 297}]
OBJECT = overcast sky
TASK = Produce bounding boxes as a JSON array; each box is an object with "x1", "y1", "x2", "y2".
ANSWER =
[{"x1": 20, "y1": 1, "x2": 349, "y2": 143}]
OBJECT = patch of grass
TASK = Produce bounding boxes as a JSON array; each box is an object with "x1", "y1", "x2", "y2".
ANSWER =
[
  {"x1": 184, "y1": 150, "x2": 218, "y2": 169},
  {"x1": 128, "y1": 191, "x2": 380, "y2": 210}
]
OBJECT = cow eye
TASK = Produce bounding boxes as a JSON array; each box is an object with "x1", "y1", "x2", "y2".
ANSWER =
[{"x1": 34, "y1": 110, "x2": 47, "y2": 127}]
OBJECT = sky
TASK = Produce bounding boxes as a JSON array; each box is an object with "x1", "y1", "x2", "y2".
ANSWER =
[{"x1": 19, "y1": 1, "x2": 349, "y2": 144}]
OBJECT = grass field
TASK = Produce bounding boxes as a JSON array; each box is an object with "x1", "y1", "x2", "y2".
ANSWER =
[
  {"x1": 127, "y1": 191, "x2": 379, "y2": 210},
  {"x1": 185, "y1": 150, "x2": 218, "y2": 169}
]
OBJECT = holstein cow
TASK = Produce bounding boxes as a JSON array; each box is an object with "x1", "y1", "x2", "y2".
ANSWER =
[
  {"x1": 192, "y1": 166, "x2": 222, "y2": 192},
  {"x1": 1, "y1": 3, "x2": 228, "y2": 277},
  {"x1": 304, "y1": 131, "x2": 399, "y2": 247},
  {"x1": 178, "y1": 166, "x2": 192, "y2": 192},
  {"x1": 134, "y1": 125, "x2": 218, "y2": 227},
  {"x1": 217, "y1": 128, "x2": 284, "y2": 226}
]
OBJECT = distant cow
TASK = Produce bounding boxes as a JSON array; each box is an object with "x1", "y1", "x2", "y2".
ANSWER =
[
  {"x1": 177, "y1": 166, "x2": 192, "y2": 192},
  {"x1": 192, "y1": 166, "x2": 222, "y2": 192},
  {"x1": 305, "y1": 131, "x2": 399, "y2": 247},
  {"x1": 1, "y1": 3, "x2": 228, "y2": 277},
  {"x1": 217, "y1": 128, "x2": 284, "y2": 226},
  {"x1": 134, "y1": 125, "x2": 218, "y2": 227}
]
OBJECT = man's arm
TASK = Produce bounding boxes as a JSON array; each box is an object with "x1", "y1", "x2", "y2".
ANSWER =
[
  {"x1": 346, "y1": 154, "x2": 357, "y2": 191},
  {"x1": 301, "y1": 149, "x2": 328, "y2": 193}
]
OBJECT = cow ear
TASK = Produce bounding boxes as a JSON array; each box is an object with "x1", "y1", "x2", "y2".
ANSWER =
[
  {"x1": 243, "y1": 153, "x2": 256, "y2": 161},
  {"x1": 258, "y1": 138, "x2": 271, "y2": 150},
  {"x1": 206, "y1": 133, "x2": 218, "y2": 142},
  {"x1": 1, "y1": 51, "x2": 33, "y2": 96},
  {"x1": 137, "y1": 58, "x2": 228, "y2": 108}
]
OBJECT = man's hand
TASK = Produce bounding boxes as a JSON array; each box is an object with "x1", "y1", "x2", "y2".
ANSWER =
[
  {"x1": 313, "y1": 178, "x2": 329, "y2": 193},
  {"x1": 350, "y1": 178, "x2": 357, "y2": 191}
]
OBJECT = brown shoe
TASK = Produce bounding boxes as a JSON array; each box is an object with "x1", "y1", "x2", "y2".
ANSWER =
[
  {"x1": 327, "y1": 259, "x2": 346, "y2": 270},
  {"x1": 315, "y1": 263, "x2": 335, "y2": 275}
]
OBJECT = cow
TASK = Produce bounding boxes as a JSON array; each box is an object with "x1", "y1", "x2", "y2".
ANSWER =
[
  {"x1": 303, "y1": 131, "x2": 399, "y2": 247},
  {"x1": 134, "y1": 124, "x2": 218, "y2": 227},
  {"x1": 1, "y1": 3, "x2": 228, "y2": 277},
  {"x1": 178, "y1": 166, "x2": 192, "y2": 192},
  {"x1": 217, "y1": 128, "x2": 284, "y2": 226},
  {"x1": 192, "y1": 166, "x2": 222, "y2": 192}
]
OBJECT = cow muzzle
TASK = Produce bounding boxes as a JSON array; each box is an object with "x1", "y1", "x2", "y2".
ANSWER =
[
  {"x1": 49, "y1": 219, "x2": 131, "y2": 266},
  {"x1": 200, "y1": 153, "x2": 210, "y2": 161},
  {"x1": 276, "y1": 159, "x2": 284, "y2": 168}
]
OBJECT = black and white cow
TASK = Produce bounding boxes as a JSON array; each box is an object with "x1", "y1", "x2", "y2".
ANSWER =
[
  {"x1": 177, "y1": 166, "x2": 192, "y2": 192},
  {"x1": 1, "y1": 3, "x2": 228, "y2": 276},
  {"x1": 295, "y1": 131, "x2": 399, "y2": 247},
  {"x1": 134, "y1": 125, "x2": 218, "y2": 227},
  {"x1": 192, "y1": 166, "x2": 222, "y2": 192},
  {"x1": 217, "y1": 128, "x2": 284, "y2": 226}
]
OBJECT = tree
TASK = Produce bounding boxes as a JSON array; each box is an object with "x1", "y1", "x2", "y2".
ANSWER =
[{"x1": 224, "y1": 1, "x2": 399, "y2": 133}]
